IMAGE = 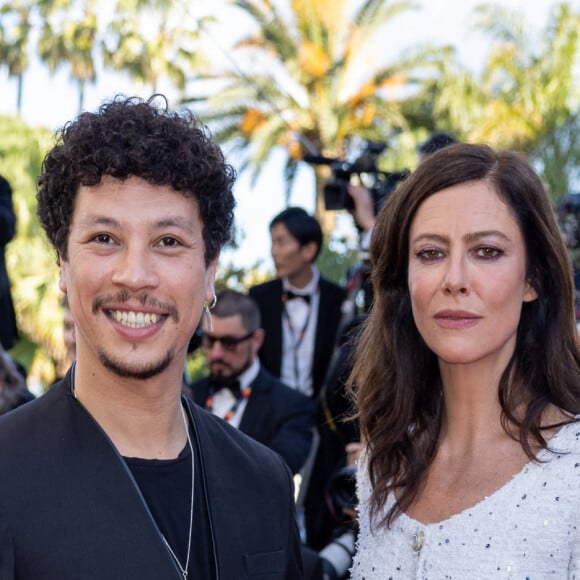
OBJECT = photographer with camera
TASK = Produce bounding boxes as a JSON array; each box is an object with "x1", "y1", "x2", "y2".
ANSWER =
[{"x1": 346, "y1": 131, "x2": 458, "y2": 248}]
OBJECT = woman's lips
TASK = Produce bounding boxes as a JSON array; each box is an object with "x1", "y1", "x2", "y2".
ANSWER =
[{"x1": 434, "y1": 310, "x2": 482, "y2": 329}]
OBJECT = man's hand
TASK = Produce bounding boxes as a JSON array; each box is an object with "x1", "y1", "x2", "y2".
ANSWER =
[{"x1": 347, "y1": 184, "x2": 376, "y2": 234}]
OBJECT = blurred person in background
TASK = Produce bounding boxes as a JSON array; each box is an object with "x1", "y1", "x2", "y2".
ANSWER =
[
  {"x1": 0, "y1": 344, "x2": 34, "y2": 415},
  {"x1": 249, "y1": 207, "x2": 346, "y2": 399},
  {"x1": 189, "y1": 288, "x2": 316, "y2": 476},
  {"x1": 249, "y1": 206, "x2": 346, "y2": 565},
  {"x1": 417, "y1": 130, "x2": 458, "y2": 162},
  {"x1": 0, "y1": 174, "x2": 18, "y2": 351}
]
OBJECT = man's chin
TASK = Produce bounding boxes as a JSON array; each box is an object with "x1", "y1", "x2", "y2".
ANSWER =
[{"x1": 99, "y1": 351, "x2": 173, "y2": 380}]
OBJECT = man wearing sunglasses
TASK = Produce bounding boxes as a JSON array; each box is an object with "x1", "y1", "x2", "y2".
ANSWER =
[{"x1": 189, "y1": 288, "x2": 315, "y2": 475}]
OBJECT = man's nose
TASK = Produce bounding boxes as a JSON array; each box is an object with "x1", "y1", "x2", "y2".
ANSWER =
[{"x1": 111, "y1": 244, "x2": 159, "y2": 290}]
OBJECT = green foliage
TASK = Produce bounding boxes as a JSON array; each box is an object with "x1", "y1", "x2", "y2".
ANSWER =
[
  {"x1": 416, "y1": 1, "x2": 580, "y2": 201},
  {"x1": 102, "y1": 0, "x2": 210, "y2": 96},
  {"x1": 317, "y1": 233, "x2": 359, "y2": 286},
  {"x1": 0, "y1": 114, "x2": 63, "y2": 385},
  {"x1": 185, "y1": 348, "x2": 208, "y2": 383}
]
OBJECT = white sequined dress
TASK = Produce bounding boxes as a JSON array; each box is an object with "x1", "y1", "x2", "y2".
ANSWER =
[{"x1": 351, "y1": 421, "x2": 580, "y2": 579}]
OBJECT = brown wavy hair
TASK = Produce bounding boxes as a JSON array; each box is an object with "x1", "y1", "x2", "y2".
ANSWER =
[{"x1": 349, "y1": 143, "x2": 580, "y2": 528}]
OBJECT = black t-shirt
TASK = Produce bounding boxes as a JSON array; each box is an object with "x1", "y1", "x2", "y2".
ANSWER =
[{"x1": 125, "y1": 430, "x2": 215, "y2": 579}]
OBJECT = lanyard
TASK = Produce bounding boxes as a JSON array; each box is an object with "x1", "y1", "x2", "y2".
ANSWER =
[
  {"x1": 205, "y1": 385, "x2": 252, "y2": 422},
  {"x1": 281, "y1": 286, "x2": 318, "y2": 388}
]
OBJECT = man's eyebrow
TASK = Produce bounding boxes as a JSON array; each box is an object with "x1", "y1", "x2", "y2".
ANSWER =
[
  {"x1": 79, "y1": 215, "x2": 196, "y2": 231},
  {"x1": 155, "y1": 217, "x2": 196, "y2": 231},
  {"x1": 79, "y1": 216, "x2": 119, "y2": 228}
]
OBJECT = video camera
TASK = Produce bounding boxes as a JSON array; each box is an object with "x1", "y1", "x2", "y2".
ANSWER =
[{"x1": 303, "y1": 140, "x2": 409, "y2": 214}]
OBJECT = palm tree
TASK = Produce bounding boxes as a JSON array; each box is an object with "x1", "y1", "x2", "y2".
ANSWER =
[
  {"x1": 421, "y1": 2, "x2": 580, "y2": 201},
  {"x1": 0, "y1": 0, "x2": 34, "y2": 114},
  {"x1": 102, "y1": 0, "x2": 208, "y2": 97},
  {"x1": 182, "y1": 0, "x2": 425, "y2": 233},
  {"x1": 37, "y1": 0, "x2": 98, "y2": 113}
]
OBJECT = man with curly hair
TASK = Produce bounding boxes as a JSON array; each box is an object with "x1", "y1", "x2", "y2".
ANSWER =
[{"x1": 0, "y1": 96, "x2": 303, "y2": 579}]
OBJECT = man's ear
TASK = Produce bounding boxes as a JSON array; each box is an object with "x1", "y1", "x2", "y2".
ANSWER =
[
  {"x1": 252, "y1": 328, "x2": 265, "y2": 352},
  {"x1": 302, "y1": 241, "x2": 319, "y2": 264},
  {"x1": 58, "y1": 258, "x2": 69, "y2": 293},
  {"x1": 205, "y1": 254, "x2": 219, "y2": 303}
]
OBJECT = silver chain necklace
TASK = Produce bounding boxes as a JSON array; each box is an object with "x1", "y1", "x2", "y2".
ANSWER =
[
  {"x1": 70, "y1": 369, "x2": 195, "y2": 579},
  {"x1": 161, "y1": 405, "x2": 195, "y2": 580}
]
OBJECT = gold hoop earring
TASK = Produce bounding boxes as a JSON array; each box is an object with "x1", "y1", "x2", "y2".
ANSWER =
[{"x1": 203, "y1": 294, "x2": 217, "y2": 332}]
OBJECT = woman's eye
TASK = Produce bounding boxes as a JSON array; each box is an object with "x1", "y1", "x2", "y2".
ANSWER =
[
  {"x1": 417, "y1": 249, "x2": 442, "y2": 260},
  {"x1": 477, "y1": 247, "x2": 502, "y2": 259}
]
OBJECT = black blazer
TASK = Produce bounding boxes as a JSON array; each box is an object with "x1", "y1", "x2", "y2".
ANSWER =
[
  {"x1": 191, "y1": 367, "x2": 316, "y2": 474},
  {"x1": 249, "y1": 277, "x2": 346, "y2": 398},
  {"x1": 0, "y1": 373, "x2": 303, "y2": 579}
]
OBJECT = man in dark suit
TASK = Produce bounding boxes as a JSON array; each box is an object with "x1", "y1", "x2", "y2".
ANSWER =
[
  {"x1": 249, "y1": 207, "x2": 346, "y2": 399},
  {"x1": 0, "y1": 174, "x2": 18, "y2": 350},
  {"x1": 190, "y1": 288, "x2": 315, "y2": 475},
  {"x1": 0, "y1": 96, "x2": 302, "y2": 579}
]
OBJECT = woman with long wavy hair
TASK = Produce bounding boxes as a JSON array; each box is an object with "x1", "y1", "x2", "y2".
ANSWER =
[{"x1": 350, "y1": 143, "x2": 580, "y2": 578}]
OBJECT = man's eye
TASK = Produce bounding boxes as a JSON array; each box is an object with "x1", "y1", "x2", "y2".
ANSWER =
[
  {"x1": 93, "y1": 233, "x2": 113, "y2": 244},
  {"x1": 158, "y1": 236, "x2": 181, "y2": 247}
]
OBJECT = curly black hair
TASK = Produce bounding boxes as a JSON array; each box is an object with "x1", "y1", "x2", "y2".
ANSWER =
[{"x1": 37, "y1": 95, "x2": 236, "y2": 266}]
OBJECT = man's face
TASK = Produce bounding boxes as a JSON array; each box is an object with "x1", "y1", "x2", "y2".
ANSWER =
[
  {"x1": 270, "y1": 222, "x2": 316, "y2": 280},
  {"x1": 59, "y1": 175, "x2": 216, "y2": 380},
  {"x1": 203, "y1": 314, "x2": 262, "y2": 379}
]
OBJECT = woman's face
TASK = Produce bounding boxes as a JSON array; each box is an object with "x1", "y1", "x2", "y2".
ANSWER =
[{"x1": 407, "y1": 180, "x2": 537, "y2": 369}]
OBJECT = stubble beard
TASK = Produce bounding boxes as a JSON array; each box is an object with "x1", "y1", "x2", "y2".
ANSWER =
[{"x1": 98, "y1": 349, "x2": 174, "y2": 380}]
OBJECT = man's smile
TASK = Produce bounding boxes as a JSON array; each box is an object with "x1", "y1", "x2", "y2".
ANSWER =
[{"x1": 106, "y1": 310, "x2": 165, "y2": 329}]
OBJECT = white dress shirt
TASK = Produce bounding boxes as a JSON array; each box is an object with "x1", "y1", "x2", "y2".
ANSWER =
[{"x1": 280, "y1": 268, "x2": 320, "y2": 397}]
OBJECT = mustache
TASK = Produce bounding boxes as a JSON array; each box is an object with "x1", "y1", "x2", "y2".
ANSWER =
[
  {"x1": 209, "y1": 361, "x2": 232, "y2": 372},
  {"x1": 92, "y1": 290, "x2": 179, "y2": 322}
]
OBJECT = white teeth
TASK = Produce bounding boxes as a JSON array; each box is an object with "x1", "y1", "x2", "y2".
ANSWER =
[{"x1": 109, "y1": 310, "x2": 162, "y2": 328}]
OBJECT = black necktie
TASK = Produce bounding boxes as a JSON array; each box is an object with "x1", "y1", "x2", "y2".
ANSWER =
[
  {"x1": 285, "y1": 290, "x2": 311, "y2": 304},
  {"x1": 209, "y1": 376, "x2": 241, "y2": 398}
]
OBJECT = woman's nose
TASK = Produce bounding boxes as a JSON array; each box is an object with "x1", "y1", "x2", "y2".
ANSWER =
[{"x1": 441, "y1": 255, "x2": 470, "y2": 295}]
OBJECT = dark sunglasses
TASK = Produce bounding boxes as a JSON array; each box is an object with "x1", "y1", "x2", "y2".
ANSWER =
[{"x1": 202, "y1": 331, "x2": 255, "y2": 351}]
